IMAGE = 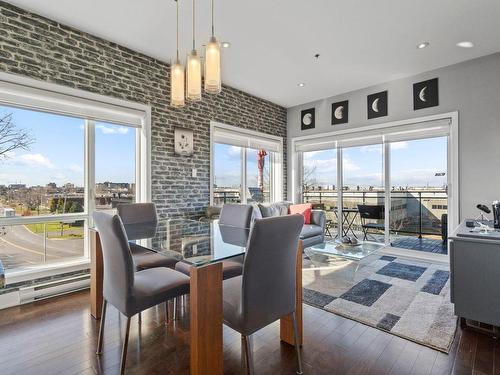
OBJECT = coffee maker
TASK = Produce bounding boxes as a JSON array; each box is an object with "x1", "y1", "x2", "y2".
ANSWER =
[{"x1": 493, "y1": 201, "x2": 500, "y2": 229}]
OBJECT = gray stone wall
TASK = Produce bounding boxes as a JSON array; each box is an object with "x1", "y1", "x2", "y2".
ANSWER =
[{"x1": 0, "y1": 1, "x2": 287, "y2": 218}]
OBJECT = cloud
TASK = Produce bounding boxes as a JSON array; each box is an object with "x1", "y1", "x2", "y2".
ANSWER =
[
  {"x1": 227, "y1": 146, "x2": 241, "y2": 156},
  {"x1": 16, "y1": 153, "x2": 55, "y2": 168},
  {"x1": 69, "y1": 164, "x2": 83, "y2": 173},
  {"x1": 96, "y1": 124, "x2": 130, "y2": 135},
  {"x1": 390, "y1": 141, "x2": 408, "y2": 150}
]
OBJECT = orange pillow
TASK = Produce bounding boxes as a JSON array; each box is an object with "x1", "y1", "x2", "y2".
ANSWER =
[{"x1": 289, "y1": 203, "x2": 312, "y2": 224}]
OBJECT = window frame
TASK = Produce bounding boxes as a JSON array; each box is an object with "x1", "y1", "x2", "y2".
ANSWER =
[
  {"x1": 210, "y1": 121, "x2": 283, "y2": 206},
  {"x1": 0, "y1": 72, "x2": 151, "y2": 284},
  {"x1": 290, "y1": 112, "x2": 459, "y2": 258}
]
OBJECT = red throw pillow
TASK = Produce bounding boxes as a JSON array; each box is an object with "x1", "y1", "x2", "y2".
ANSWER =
[{"x1": 289, "y1": 203, "x2": 312, "y2": 224}]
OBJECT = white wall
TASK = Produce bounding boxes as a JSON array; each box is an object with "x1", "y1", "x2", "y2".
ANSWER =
[{"x1": 287, "y1": 52, "x2": 500, "y2": 220}]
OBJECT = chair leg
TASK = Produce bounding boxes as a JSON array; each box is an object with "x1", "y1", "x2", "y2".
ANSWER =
[
  {"x1": 120, "y1": 316, "x2": 131, "y2": 375},
  {"x1": 165, "y1": 301, "x2": 170, "y2": 323},
  {"x1": 173, "y1": 298, "x2": 177, "y2": 320},
  {"x1": 241, "y1": 335, "x2": 254, "y2": 375},
  {"x1": 138, "y1": 312, "x2": 142, "y2": 324},
  {"x1": 292, "y1": 312, "x2": 304, "y2": 375},
  {"x1": 96, "y1": 299, "x2": 107, "y2": 355}
]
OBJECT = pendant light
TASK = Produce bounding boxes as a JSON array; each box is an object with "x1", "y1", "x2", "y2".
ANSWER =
[
  {"x1": 186, "y1": 0, "x2": 202, "y2": 101},
  {"x1": 170, "y1": 0, "x2": 185, "y2": 107},
  {"x1": 204, "y1": 0, "x2": 221, "y2": 94}
]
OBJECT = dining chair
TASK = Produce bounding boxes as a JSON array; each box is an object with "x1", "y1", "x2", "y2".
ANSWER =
[
  {"x1": 219, "y1": 203, "x2": 254, "y2": 228},
  {"x1": 223, "y1": 214, "x2": 304, "y2": 374},
  {"x1": 93, "y1": 212, "x2": 190, "y2": 375},
  {"x1": 175, "y1": 204, "x2": 253, "y2": 280},
  {"x1": 357, "y1": 204, "x2": 385, "y2": 241},
  {"x1": 117, "y1": 203, "x2": 180, "y2": 271}
]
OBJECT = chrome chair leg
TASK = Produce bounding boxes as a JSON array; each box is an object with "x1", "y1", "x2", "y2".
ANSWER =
[
  {"x1": 292, "y1": 312, "x2": 303, "y2": 375},
  {"x1": 120, "y1": 316, "x2": 131, "y2": 375},
  {"x1": 96, "y1": 299, "x2": 107, "y2": 355},
  {"x1": 241, "y1": 335, "x2": 254, "y2": 375},
  {"x1": 173, "y1": 298, "x2": 177, "y2": 320}
]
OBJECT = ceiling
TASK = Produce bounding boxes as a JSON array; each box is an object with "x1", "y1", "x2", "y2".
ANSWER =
[{"x1": 6, "y1": 0, "x2": 500, "y2": 107}]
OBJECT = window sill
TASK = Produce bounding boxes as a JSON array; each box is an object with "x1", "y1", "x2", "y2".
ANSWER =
[{"x1": 4, "y1": 258, "x2": 90, "y2": 286}]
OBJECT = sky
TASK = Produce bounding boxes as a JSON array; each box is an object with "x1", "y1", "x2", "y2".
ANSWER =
[
  {"x1": 303, "y1": 137, "x2": 448, "y2": 189},
  {"x1": 213, "y1": 144, "x2": 269, "y2": 189},
  {"x1": 0, "y1": 105, "x2": 135, "y2": 187}
]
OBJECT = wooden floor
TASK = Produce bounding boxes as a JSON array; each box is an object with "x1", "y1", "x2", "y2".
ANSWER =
[{"x1": 0, "y1": 290, "x2": 497, "y2": 375}]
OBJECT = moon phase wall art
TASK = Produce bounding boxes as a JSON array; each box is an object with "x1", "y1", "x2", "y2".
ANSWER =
[
  {"x1": 300, "y1": 108, "x2": 315, "y2": 130},
  {"x1": 413, "y1": 78, "x2": 439, "y2": 110},
  {"x1": 367, "y1": 91, "x2": 388, "y2": 119},
  {"x1": 331, "y1": 100, "x2": 349, "y2": 125}
]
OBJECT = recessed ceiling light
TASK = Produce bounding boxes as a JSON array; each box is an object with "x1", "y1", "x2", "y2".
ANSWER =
[
  {"x1": 297, "y1": 83, "x2": 305, "y2": 87},
  {"x1": 417, "y1": 42, "x2": 430, "y2": 49},
  {"x1": 221, "y1": 41, "x2": 231, "y2": 48},
  {"x1": 456, "y1": 41, "x2": 474, "y2": 48}
]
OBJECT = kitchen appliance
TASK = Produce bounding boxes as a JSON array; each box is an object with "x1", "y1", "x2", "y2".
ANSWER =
[{"x1": 493, "y1": 200, "x2": 500, "y2": 229}]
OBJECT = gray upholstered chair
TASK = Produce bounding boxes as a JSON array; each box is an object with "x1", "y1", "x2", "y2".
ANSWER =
[
  {"x1": 176, "y1": 204, "x2": 252, "y2": 280},
  {"x1": 93, "y1": 212, "x2": 190, "y2": 375},
  {"x1": 219, "y1": 203, "x2": 253, "y2": 228},
  {"x1": 117, "y1": 203, "x2": 180, "y2": 271},
  {"x1": 223, "y1": 214, "x2": 304, "y2": 374}
]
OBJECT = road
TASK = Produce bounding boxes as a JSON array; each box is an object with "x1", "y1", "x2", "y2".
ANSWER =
[{"x1": 0, "y1": 224, "x2": 84, "y2": 270}]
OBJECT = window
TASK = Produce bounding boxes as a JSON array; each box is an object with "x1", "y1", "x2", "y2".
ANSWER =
[
  {"x1": 302, "y1": 149, "x2": 337, "y2": 210},
  {"x1": 211, "y1": 122, "x2": 282, "y2": 205},
  {"x1": 0, "y1": 76, "x2": 149, "y2": 278},
  {"x1": 294, "y1": 116, "x2": 455, "y2": 254},
  {"x1": 213, "y1": 143, "x2": 242, "y2": 205},
  {"x1": 94, "y1": 121, "x2": 137, "y2": 211}
]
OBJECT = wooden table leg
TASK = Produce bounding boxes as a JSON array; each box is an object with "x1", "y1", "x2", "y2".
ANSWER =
[
  {"x1": 190, "y1": 262, "x2": 223, "y2": 375},
  {"x1": 90, "y1": 230, "x2": 103, "y2": 320},
  {"x1": 280, "y1": 240, "x2": 303, "y2": 346}
]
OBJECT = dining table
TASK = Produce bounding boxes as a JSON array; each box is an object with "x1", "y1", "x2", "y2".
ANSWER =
[{"x1": 89, "y1": 218, "x2": 303, "y2": 375}]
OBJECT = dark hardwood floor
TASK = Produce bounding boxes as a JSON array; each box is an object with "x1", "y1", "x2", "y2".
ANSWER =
[{"x1": 0, "y1": 290, "x2": 497, "y2": 374}]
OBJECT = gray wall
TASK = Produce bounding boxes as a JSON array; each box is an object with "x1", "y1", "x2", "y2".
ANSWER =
[
  {"x1": 0, "y1": 1, "x2": 287, "y2": 219},
  {"x1": 287, "y1": 52, "x2": 500, "y2": 220}
]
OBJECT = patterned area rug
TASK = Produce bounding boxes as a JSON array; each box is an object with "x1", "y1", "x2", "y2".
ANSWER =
[{"x1": 302, "y1": 253, "x2": 457, "y2": 352}]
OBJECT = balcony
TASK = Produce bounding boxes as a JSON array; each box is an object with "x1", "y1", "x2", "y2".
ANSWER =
[{"x1": 303, "y1": 189, "x2": 448, "y2": 255}]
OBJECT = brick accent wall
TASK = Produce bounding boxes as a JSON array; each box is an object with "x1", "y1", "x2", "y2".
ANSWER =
[{"x1": 0, "y1": 1, "x2": 287, "y2": 218}]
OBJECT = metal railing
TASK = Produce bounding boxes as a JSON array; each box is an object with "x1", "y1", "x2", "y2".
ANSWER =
[
  {"x1": 303, "y1": 190, "x2": 448, "y2": 238},
  {"x1": 213, "y1": 189, "x2": 270, "y2": 205}
]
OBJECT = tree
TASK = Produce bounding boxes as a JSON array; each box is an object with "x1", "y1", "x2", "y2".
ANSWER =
[
  {"x1": 302, "y1": 165, "x2": 318, "y2": 192},
  {"x1": 0, "y1": 113, "x2": 34, "y2": 158}
]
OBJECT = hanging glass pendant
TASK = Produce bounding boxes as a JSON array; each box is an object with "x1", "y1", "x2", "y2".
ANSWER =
[
  {"x1": 186, "y1": 49, "x2": 202, "y2": 101},
  {"x1": 186, "y1": 0, "x2": 202, "y2": 101},
  {"x1": 170, "y1": 59, "x2": 185, "y2": 107},
  {"x1": 205, "y1": 36, "x2": 221, "y2": 94},
  {"x1": 170, "y1": 0, "x2": 185, "y2": 107}
]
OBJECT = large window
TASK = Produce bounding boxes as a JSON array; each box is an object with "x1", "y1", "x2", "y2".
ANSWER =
[
  {"x1": 211, "y1": 123, "x2": 282, "y2": 205},
  {"x1": 0, "y1": 80, "x2": 147, "y2": 277},
  {"x1": 295, "y1": 116, "x2": 454, "y2": 255}
]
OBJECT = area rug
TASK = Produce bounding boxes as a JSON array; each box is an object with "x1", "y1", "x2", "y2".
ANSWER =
[{"x1": 302, "y1": 253, "x2": 457, "y2": 352}]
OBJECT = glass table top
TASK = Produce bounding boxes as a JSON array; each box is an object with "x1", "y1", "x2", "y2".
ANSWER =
[
  {"x1": 121, "y1": 218, "x2": 249, "y2": 267},
  {"x1": 305, "y1": 239, "x2": 384, "y2": 261}
]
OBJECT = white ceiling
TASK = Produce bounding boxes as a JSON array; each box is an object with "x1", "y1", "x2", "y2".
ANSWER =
[{"x1": 6, "y1": 0, "x2": 500, "y2": 107}]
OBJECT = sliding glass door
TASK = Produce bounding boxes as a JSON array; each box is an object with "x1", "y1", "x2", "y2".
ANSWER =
[
  {"x1": 297, "y1": 119, "x2": 452, "y2": 255},
  {"x1": 341, "y1": 144, "x2": 385, "y2": 243},
  {"x1": 389, "y1": 137, "x2": 448, "y2": 253}
]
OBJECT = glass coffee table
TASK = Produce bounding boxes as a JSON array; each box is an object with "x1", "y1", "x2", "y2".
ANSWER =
[
  {"x1": 306, "y1": 240, "x2": 384, "y2": 261},
  {"x1": 304, "y1": 240, "x2": 385, "y2": 274}
]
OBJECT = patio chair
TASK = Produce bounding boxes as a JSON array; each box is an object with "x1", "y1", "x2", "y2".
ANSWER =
[{"x1": 357, "y1": 204, "x2": 385, "y2": 241}]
